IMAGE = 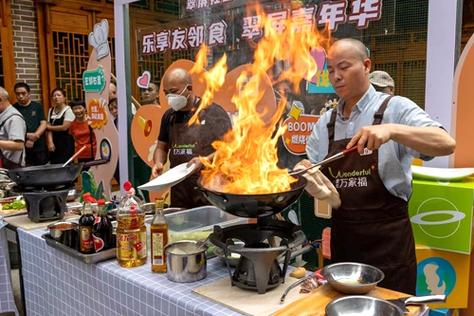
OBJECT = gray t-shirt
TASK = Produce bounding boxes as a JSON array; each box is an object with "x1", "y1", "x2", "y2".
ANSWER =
[{"x1": 0, "y1": 105, "x2": 26, "y2": 166}]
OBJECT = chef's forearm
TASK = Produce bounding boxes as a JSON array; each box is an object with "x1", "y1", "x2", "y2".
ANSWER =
[
  {"x1": 389, "y1": 124, "x2": 456, "y2": 157},
  {"x1": 153, "y1": 141, "x2": 169, "y2": 165}
]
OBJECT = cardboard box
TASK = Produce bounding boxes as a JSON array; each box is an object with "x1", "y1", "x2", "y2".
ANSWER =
[
  {"x1": 409, "y1": 178, "x2": 474, "y2": 254},
  {"x1": 416, "y1": 245, "x2": 470, "y2": 308}
]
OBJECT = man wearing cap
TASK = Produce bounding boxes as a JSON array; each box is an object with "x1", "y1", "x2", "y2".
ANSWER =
[{"x1": 369, "y1": 70, "x2": 395, "y2": 95}]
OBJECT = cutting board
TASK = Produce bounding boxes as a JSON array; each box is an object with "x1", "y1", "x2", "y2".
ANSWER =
[
  {"x1": 273, "y1": 284, "x2": 423, "y2": 316},
  {"x1": 193, "y1": 277, "x2": 423, "y2": 316},
  {"x1": 193, "y1": 276, "x2": 310, "y2": 316},
  {"x1": 3, "y1": 214, "x2": 80, "y2": 230}
]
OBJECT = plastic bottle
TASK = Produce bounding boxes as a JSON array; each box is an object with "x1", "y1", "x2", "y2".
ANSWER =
[
  {"x1": 150, "y1": 198, "x2": 168, "y2": 273},
  {"x1": 116, "y1": 181, "x2": 147, "y2": 267},
  {"x1": 92, "y1": 199, "x2": 113, "y2": 252},
  {"x1": 79, "y1": 193, "x2": 95, "y2": 254}
]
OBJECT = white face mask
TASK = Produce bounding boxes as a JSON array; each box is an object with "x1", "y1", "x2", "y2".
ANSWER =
[{"x1": 166, "y1": 86, "x2": 189, "y2": 111}]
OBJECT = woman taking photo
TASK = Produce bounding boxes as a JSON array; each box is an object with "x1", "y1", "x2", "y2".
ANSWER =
[{"x1": 46, "y1": 88, "x2": 75, "y2": 164}]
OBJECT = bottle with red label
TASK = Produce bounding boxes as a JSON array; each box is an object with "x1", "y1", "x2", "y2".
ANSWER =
[
  {"x1": 92, "y1": 199, "x2": 113, "y2": 252},
  {"x1": 79, "y1": 193, "x2": 96, "y2": 254},
  {"x1": 116, "y1": 181, "x2": 147, "y2": 267}
]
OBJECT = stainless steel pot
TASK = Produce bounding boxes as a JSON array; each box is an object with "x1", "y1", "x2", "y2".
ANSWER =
[
  {"x1": 165, "y1": 240, "x2": 207, "y2": 283},
  {"x1": 48, "y1": 222, "x2": 78, "y2": 249}
]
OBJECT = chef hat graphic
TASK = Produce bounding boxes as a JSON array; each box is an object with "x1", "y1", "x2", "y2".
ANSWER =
[{"x1": 89, "y1": 19, "x2": 110, "y2": 61}]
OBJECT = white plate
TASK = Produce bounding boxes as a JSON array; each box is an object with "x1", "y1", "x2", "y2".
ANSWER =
[
  {"x1": 138, "y1": 162, "x2": 198, "y2": 192},
  {"x1": 411, "y1": 165, "x2": 474, "y2": 181}
]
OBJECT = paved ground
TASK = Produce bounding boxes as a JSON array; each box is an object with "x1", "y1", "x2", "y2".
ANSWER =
[{"x1": 10, "y1": 269, "x2": 23, "y2": 316}]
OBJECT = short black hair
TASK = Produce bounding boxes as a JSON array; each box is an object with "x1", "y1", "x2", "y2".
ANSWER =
[
  {"x1": 14, "y1": 82, "x2": 30, "y2": 92},
  {"x1": 70, "y1": 99, "x2": 86, "y2": 108}
]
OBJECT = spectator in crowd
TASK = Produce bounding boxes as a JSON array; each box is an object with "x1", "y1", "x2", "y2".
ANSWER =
[
  {"x1": 109, "y1": 82, "x2": 117, "y2": 100},
  {"x1": 13, "y1": 82, "x2": 49, "y2": 166},
  {"x1": 107, "y1": 97, "x2": 120, "y2": 183},
  {"x1": 141, "y1": 82, "x2": 159, "y2": 105},
  {"x1": 46, "y1": 88, "x2": 75, "y2": 164},
  {"x1": 369, "y1": 70, "x2": 395, "y2": 95},
  {"x1": 69, "y1": 99, "x2": 96, "y2": 164},
  {"x1": 108, "y1": 97, "x2": 118, "y2": 126},
  {"x1": 0, "y1": 87, "x2": 26, "y2": 169}
]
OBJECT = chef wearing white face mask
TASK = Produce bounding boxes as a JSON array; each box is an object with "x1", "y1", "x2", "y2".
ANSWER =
[
  {"x1": 166, "y1": 85, "x2": 190, "y2": 111},
  {"x1": 152, "y1": 68, "x2": 232, "y2": 209}
]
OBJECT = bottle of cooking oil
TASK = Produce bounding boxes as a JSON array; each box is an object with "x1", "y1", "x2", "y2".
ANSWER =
[
  {"x1": 150, "y1": 198, "x2": 168, "y2": 273},
  {"x1": 116, "y1": 181, "x2": 147, "y2": 268}
]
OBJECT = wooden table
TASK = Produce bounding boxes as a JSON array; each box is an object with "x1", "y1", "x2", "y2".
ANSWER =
[{"x1": 273, "y1": 284, "x2": 425, "y2": 316}]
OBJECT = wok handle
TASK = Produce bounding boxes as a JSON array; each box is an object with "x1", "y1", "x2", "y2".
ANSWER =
[
  {"x1": 82, "y1": 159, "x2": 110, "y2": 168},
  {"x1": 404, "y1": 294, "x2": 446, "y2": 305}
]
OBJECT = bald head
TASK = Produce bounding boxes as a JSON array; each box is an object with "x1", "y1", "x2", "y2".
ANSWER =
[
  {"x1": 329, "y1": 38, "x2": 369, "y2": 62},
  {"x1": 163, "y1": 68, "x2": 192, "y2": 87},
  {"x1": 326, "y1": 38, "x2": 372, "y2": 110},
  {"x1": 0, "y1": 87, "x2": 9, "y2": 101}
]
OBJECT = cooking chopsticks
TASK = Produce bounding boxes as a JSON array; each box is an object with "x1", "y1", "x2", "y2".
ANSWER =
[{"x1": 289, "y1": 146, "x2": 358, "y2": 176}]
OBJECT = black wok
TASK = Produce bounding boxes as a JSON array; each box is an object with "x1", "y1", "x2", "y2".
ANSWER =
[
  {"x1": 8, "y1": 159, "x2": 109, "y2": 187},
  {"x1": 196, "y1": 175, "x2": 307, "y2": 218}
]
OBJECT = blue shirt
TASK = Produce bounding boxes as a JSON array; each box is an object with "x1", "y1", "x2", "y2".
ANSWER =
[{"x1": 306, "y1": 85, "x2": 442, "y2": 201}]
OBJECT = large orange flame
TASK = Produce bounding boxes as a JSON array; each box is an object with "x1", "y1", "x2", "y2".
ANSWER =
[{"x1": 192, "y1": 7, "x2": 330, "y2": 194}]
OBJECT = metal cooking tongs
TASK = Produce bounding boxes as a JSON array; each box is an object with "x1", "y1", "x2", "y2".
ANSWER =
[{"x1": 289, "y1": 146, "x2": 358, "y2": 176}]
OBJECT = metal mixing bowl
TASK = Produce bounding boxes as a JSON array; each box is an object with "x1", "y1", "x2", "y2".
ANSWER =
[
  {"x1": 322, "y1": 262, "x2": 384, "y2": 294},
  {"x1": 326, "y1": 296, "x2": 403, "y2": 316}
]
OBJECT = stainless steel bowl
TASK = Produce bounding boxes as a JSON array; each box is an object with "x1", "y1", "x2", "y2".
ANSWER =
[
  {"x1": 326, "y1": 296, "x2": 403, "y2": 316},
  {"x1": 165, "y1": 240, "x2": 207, "y2": 283},
  {"x1": 322, "y1": 262, "x2": 384, "y2": 294}
]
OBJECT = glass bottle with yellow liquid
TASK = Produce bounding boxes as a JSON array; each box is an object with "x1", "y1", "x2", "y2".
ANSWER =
[
  {"x1": 116, "y1": 181, "x2": 147, "y2": 268},
  {"x1": 150, "y1": 198, "x2": 168, "y2": 272}
]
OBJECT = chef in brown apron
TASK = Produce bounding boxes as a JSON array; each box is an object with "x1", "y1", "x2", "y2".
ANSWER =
[
  {"x1": 297, "y1": 39, "x2": 456, "y2": 294},
  {"x1": 152, "y1": 68, "x2": 232, "y2": 209}
]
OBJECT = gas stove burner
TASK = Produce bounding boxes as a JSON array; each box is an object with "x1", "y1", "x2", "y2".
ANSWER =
[
  {"x1": 209, "y1": 218, "x2": 306, "y2": 294},
  {"x1": 14, "y1": 188, "x2": 70, "y2": 223}
]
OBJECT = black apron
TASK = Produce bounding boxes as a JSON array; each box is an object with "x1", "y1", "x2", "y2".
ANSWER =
[
  {"x1": 49, "y1": 108, "x2": 75, "y2": 164},
  {"x1": 321, "y1": 96, "x2": 417, "y2": 294},
  {"x1": 168, "y1": 101, "x2": 216, "y2": 209}
]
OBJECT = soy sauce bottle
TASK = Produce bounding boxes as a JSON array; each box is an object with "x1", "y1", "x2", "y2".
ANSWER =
[
  {"x1": 79, "y1": 194, "x2": 95, "y2": 254},
  {"x1": 92, "y1": 199, "x2": 113, "y2": 252}
]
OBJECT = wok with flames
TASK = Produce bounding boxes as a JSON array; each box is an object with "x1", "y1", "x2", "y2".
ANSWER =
[{"x1": 196, "y1": 174, "x2": 307, "y2": 218}]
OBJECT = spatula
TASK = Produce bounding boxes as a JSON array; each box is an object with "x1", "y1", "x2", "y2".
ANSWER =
[{"x1": 387, "y1": 294, "x2": 446, "y2": 313}]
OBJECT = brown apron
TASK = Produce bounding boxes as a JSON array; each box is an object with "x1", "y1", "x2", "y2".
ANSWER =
[
  {"x1": 168, "y1": 99, "x2": 216, "y2": 209},
  {"x1": 321, "y1": 96, "x2": 417, "y2": 294}
]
